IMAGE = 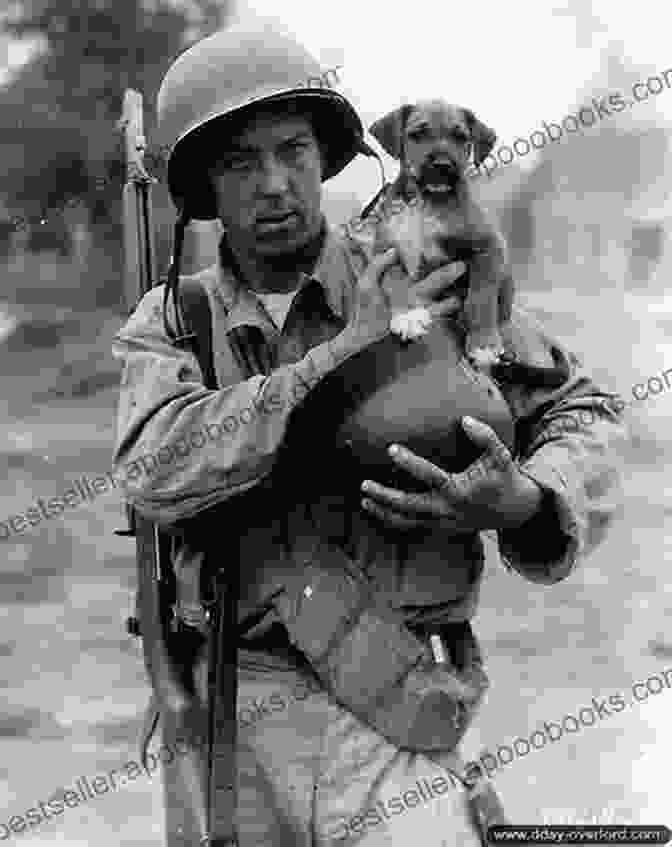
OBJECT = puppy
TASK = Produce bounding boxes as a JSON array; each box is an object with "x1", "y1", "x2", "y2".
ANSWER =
[{"x1": 367, "y1": 100, "x2": 514, "y2": 367}]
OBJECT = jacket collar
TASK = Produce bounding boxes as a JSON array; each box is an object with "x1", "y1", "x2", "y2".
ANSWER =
[{"x1": 204, "y1": 219, "x2": 351, "y2": 330}]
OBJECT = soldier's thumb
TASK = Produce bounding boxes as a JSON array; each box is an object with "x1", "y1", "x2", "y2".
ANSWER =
[{"x1": 368, "y1": 247, "x2": 399, "y2": 282}]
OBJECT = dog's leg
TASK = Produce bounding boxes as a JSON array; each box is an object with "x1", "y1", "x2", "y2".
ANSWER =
[
  {"x1": 464, "y1": 250, "x2": 507, "y2": 367},
  {"x1": 384, "y1": 263, "x2": 435, "y2": 342},
  {"x1": 379, "y1": 204, "x2": 435, "y2": 342}
]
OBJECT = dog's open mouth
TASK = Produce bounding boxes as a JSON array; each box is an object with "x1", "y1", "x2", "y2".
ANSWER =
[{"x1": 418, "y1": 162, "x2": 460, "y2": 195}]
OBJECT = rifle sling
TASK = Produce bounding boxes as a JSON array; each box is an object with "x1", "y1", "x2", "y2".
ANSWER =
[
  {"x1": 178, "y1": 279, "x2": 238, "y2": 845},
  {"x1": 178, "y1": 278, "x2": 217, "y2": 392}
]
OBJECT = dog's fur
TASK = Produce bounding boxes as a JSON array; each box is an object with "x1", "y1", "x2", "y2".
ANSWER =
[{"x1": 368, "y1": 100, "x2": 514, "y2": 366}]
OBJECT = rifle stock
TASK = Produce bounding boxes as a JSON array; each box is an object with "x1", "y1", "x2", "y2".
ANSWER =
[{"x1": 118, "y1": 89, "x2": 218, "y2": 846}]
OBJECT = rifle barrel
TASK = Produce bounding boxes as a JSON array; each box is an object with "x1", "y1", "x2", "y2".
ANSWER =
[{"x1": 120, "y1": 89, "x2": 158, "y2": 310}]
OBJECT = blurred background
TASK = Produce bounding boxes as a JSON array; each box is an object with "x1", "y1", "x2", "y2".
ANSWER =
[{"x1": 1, "y1": 0, "x2": 671, "y2": 843}]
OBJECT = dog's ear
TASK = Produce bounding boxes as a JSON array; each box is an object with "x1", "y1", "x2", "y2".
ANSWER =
[
  {"x1": 368, "y1": 104, "x2": 414, "y2": 160},
  {"x1": 462, "y1": 108, "x2": 497, "y2": 167}
]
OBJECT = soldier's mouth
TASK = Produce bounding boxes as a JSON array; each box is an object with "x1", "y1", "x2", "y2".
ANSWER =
[{"x1": 256, "y1": 212, "x2": 300, "y2": 233}]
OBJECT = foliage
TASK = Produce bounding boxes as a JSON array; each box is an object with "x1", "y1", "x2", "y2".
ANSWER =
[{"x1": 0, "y1": 0, "x2": 232, "y2": 304}]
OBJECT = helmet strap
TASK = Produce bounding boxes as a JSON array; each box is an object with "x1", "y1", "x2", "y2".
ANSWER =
[
  {"x1": 162, "y1": 208, "x2": 198, "y2": 349},
  {"x1": 357, "y1": 140, "x2": 391, "y2": 219}
]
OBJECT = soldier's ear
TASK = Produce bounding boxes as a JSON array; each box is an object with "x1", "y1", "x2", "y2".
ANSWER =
[
  {"x1": 462, "y1": 108, "x2": 497, "y2": 166},
  {"x1": 368, "y1": 104, "x2": 414, "y2": 160}
]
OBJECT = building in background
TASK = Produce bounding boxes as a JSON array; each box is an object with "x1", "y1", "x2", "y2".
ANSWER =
[{"x1": 503, "y1": 49, "x2": 672, "y2": 292}]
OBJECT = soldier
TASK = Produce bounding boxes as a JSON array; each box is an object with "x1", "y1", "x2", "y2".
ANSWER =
[{"x1": 112, "y1": 20, "x2": 625, "y2": 847}]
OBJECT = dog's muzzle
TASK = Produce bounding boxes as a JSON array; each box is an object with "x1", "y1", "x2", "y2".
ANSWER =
[{"x1": 417, "y1": 158, "x2": 461, "y2": 194}]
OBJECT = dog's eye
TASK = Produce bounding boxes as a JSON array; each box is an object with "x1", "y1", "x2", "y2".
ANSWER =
[
  {"x1": 407, "y1": 127, "x2": 428, "y2": 141},
  {"x1": 452, "y1": 129, "x2": 469, "y2": 143}
]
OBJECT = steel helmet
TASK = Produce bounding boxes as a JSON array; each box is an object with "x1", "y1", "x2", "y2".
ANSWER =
[{"x1": 156, "y1": 19, "x2": 368, "y2": 220}]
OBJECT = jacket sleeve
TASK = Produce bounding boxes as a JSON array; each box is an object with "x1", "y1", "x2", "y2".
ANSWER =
[
  {"x1": 111, "y1": 283, "x2": 387, "y2": 526},
  {"x1": 494, "y1": 305, "x2": 628, "y2": 584}
]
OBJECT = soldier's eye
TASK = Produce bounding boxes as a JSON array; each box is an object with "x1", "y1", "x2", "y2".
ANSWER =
[
  {"x1": 281, "y1": 139, "x2": 312, "y2": 156},
  {"x1": 226, "y1": 155, "x2": 256, "y2": 170}
]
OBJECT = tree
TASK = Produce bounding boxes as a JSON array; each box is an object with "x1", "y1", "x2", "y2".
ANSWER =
[{"x1": 0, "y1": 0, "x2": 232, "y2": 305}]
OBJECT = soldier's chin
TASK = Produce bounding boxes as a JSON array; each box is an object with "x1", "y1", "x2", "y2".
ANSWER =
[{"x1": 253, "y1": 216, "x2": 311, "y2": 254}]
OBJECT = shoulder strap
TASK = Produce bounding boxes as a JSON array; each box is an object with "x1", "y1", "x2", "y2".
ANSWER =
[
  {"x1": 175, "y1": 277, "x2": 240, "y2": 843},
  {"x1": 178, "y1": 277, "x2": 218, "y2": 390}
]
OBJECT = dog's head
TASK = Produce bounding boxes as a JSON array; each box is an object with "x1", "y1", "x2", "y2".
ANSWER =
[{"x1": 369, "y1": 100, "x2": 496, "y2": 198}]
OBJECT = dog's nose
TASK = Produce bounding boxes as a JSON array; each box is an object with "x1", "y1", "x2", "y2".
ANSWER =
[{"x1": 428, "y1": 150, "x2": 455, "y2": 162}]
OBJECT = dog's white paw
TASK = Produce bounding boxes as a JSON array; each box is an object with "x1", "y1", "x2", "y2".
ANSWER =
[
  {"x1": 466, "y1": 346, "x2": 503, "y2": 369},
  {"x1": 391, "y1": 307, "x2": 433, "y2": 341}
]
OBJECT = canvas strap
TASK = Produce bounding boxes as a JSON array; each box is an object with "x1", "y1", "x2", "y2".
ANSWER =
[{"x1": 178, "y1": 279, "x2": 239, "y2": 846}]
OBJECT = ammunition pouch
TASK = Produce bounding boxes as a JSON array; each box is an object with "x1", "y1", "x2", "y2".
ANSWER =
[{"x1": 274, "y1": 538, "x2": 488, "y2": 753}]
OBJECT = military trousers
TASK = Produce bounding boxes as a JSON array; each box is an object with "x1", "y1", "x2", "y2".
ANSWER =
[{"x1": 178, "y1": 645, "x2": 484, "y2": 847}]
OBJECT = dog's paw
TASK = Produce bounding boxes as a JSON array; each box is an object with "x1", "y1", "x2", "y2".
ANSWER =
[
  {"x1": 466, "y1": 345, "x2": 505, "y2": 369},
  {"x1": 391, "y1": 307, "x2": 433, "y2": 341},
  {"x1": 465, "y1": 328, "x2": 507, "y2": 369}
]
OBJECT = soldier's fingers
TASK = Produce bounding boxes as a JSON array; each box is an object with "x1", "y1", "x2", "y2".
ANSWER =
[
  {"x1": 386, "y1": 444, "x2": 456, "y2": 493},
  {"x1": 365, "y1": 247, "x2": 400, "y2": 284},
  {"x1": 413, "y1": 261, "x2": 467, "y2": 301},
  {"x1": 361, "y1": 498, "x2": 429, "y2": 529},
  {"x1": 428, "y1": 296, "x2": 463, "y2": 320}
]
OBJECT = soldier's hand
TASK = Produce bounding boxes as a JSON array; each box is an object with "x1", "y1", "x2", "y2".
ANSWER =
[
  {"x1": 349, "y1": 248, "x2": 398, "y2": 341},
  {"x1": 409, "y1": 261, "x2": 467, "y2": 321},
  {"x1": 351, "y1": 251, "x2": 466, "y2": 343},
  {"x1": 360, "y1": 417, "x2": 544, "y2": 533}
]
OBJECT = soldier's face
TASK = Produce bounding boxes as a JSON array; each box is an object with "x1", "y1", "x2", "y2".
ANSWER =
[{"x1": 208, "y1": 110, "x2": 324, "y2": 257}]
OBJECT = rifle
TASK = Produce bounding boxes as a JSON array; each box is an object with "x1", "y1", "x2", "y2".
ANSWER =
[{"x1": 116, "y1": 89, "x2": 238, "y2": 847}]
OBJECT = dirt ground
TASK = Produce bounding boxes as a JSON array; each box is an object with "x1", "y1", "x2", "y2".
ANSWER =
[{"x1": 1, "y1": 258, "x2": 671, "y2": 845}]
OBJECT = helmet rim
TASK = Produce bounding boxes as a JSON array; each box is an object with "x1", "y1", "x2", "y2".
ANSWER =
[{"x1": 166, "y1": 87, "x2": 364, "y2": 219}]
